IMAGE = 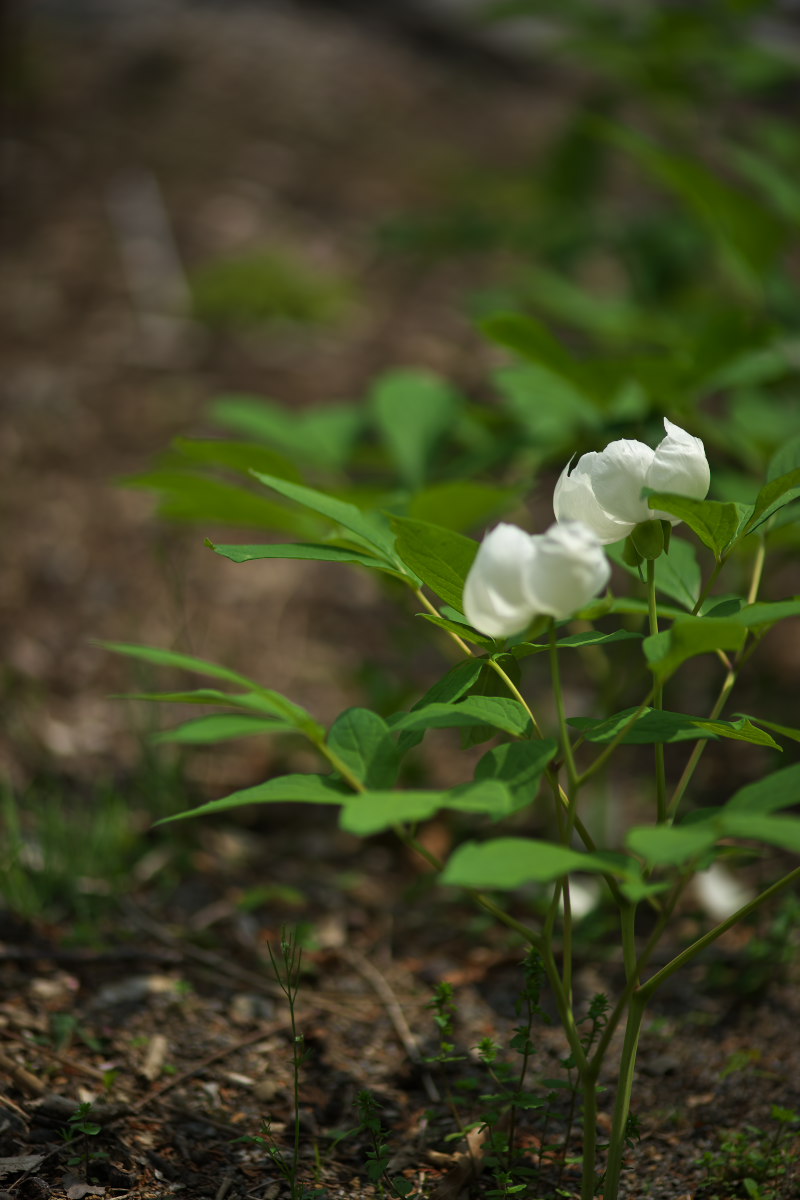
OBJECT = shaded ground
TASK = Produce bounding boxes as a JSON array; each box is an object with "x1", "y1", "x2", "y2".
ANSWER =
[{"x1": 2, "y1": 5, "x2": 800, "y2": 1199}]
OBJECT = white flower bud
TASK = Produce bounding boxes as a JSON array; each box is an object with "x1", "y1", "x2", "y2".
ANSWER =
[{"x1": 554, "y1": 419, "x2": 710, "y2": 543}]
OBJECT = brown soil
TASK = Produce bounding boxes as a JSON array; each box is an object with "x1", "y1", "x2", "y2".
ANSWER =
[{"x1": 2, "y1": 7, "x2": 800, "y2": 1200}]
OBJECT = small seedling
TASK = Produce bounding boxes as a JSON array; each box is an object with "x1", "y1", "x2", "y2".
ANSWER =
[{"x1": 62, "y1": 1102, "x2": 107, "y2": 1181}]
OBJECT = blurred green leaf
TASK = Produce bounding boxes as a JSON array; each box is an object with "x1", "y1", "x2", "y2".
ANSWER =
[
  {"x1": 155, "y1": 714, "x2": 294, "y2": 744},
  {"x1": 643, "y1": 617, "x2": 746, "y2": 682},
  {"x1": 369, "y1": 369, "x2": 460, "y2": 489},
  {"x1": 442, "y1": 838, "x2": 629, "y2": 889},
  {"x1": 190, "y1": 250, "x2": 349, "y2": 327},
  {"x1": 340, "y1": 780, "x2": 515, "y2": 835},
  {"x1": 171, "y1": 437, "x2": 300, "y2": 480},
  {"x1": 125, "y1": 469, "x2": 315, "y2": 534},
  {"x1": 627, "y1": 823, "x2": 718, "y2": 868},
  {"x1": 212, "y1": 396, "x2": 362, "y2": 471},
  {"x1": 408, "y1": 481, "x2": 522, "y2": 532},
  {"x1": 725, "y1": 763, "x2": 800, "y2": 813},
  {"x1": 474, "y1": 740, "x2": 558, "y2": 810},
  {"x1": 327, "y1": 708, "x2": 400, "y2": 789},
  {"x1": 157, "y1": 774, "x2": 349, "y2": 823},
  {"x1": 569, "y1": 708, "x2": 779, "y2": 748},
  {"x1": 388, "y1": 696, "x2": 532, "y2": 739}
]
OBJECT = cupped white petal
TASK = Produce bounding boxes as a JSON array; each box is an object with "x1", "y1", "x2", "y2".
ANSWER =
[
  {"x1": 554, "y1": 454, "x2": 634, "y2": 543},
  {"x1": 647, "y1": 418, "x2": 710, "y2": 522},
  {"x1": 462, "y1": 523, "x2": 539, "y2": 638},
  {"x1": 588, "y1": 438, "x2": 654, "y2": 525},
  {"x1": 523, "y1": 521, "x2": 611, "y2": 619}
]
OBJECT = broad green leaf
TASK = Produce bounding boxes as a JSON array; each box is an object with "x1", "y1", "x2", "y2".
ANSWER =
[
  {"x1": 408, "y1": 481, "x2": 522, "y2": 533},
  {"x1": 211, "y1": 396, "x2": 362, "y2": 470},
  {"x1": 420, "y1": 613, "x2": 495, "y2": 649},
  {"x1": 392, "y1": 516, "x2": 478, "y2": 611},
  {"x1": 768, "y1": 433, "x2": 800, "y2": 482},
  {"x1": 734, "y1": 600, "x2": 800, "y2": 628},
  {"x1": 389, "y1": 696, "x2": 533, "y2": 739},
  {"x1": 119, "y1": 689, "x2": 296, "y2": 717},
  {"x1": 100, "y1": 642, "x2": 323, "y2": 736},
  {"x1": 606, "y1": 539, "x2": 701, "y2": 609},
  {"x1": 716, "y1": 812, "x2": 800, "y2": 853},
  {"x1": 397, "y1": 659, "x2": 486, "y2": 757},
  {"x1": 603, "y1": 124, "x2": 785, "y2": 283},
  {"x1": 171, "y1": 437, "x2": 300, "y2": 481},
  {"x1": 209, "y1": 541, "x2": 394, "y2": 571},
  {"x1": 441, "y1": 838, "x2": 628, "y2": 889},
  {"x1": 744, "y1": 468, "x2": 800, "y2": 535},
  {"x1": 626, "y1": 823, "x2": 719, "y2": 868},
  {"x1": 252, "y1": 471, "x2": 400, "y2": 564},
  {"x1": 643, "y1": 617, "x2": 747, "y2": 683},
  {"x1": 645, "y1": 493, "x2": 745, "y2": 561},
  {"x1": 735, "y1": 715, "x2": 800, "y2": 744},
  {"x1": 511, "y1": 629, "x2": 641, "y2": 660},
  {"x1": 493, "y1": 363, "x2": 597, "y2": 446},
  {"x1": 725, "y1": 763, "x2": 800, "y2": 813},
  {"x1": 474, "y1": 740, "x2": 558, "y2": 811},
  {"x1": 158, "y1": 774, "x2": 349, "y2": 823},
  {"x1": 369, "y1": 369, "x2": 460, "y2": 489},
  {"x1": 481, "y1": 312, "x2": 578, "y2": 376},
  {"x1": 327, "y1": 708, "x2": 400, "y2": 789},
  {"x1": 569, "y1": 708, "x2": 779, "y2": 749},
  {"x1": 124, "y1": 470, "x2": 315, "y2": 534},
  {"x1": 155, "y1": 714, "x2": 294, "y2": 744},
  {"x1": 340, "y1": 780, "x2": 515, "y2": 836}
]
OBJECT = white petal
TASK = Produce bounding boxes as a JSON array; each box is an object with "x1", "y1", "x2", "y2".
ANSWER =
[
  {"x1": 692, "y1": 863, "x2": 754, "y2": 922},
  {"x1": 588, "y1": 438, "x2": 654, "y2": 525},
  {"x1": 462, "y1": 523, "x2": 539, "y2": 638},
  {"x1": 647, "y1": 419, "x2": 710, "y2": 523},
  {"x1": 524, "y1": 521, "x2": 611, "y2": 619},
  {"x1": 554, "y1": 454, "x2": 634, "y2": 543}
]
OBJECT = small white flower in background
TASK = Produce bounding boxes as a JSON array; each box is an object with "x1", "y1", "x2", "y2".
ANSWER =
[
  {"x1": 554, "y1": 418, "x2": 711, "y2": 544},
  {"x1": 462, "y1": 520, "x2": 610, "y2": 638},
  {"x1": 692, "y1": 862, "x2": 754, "y2": 923}
]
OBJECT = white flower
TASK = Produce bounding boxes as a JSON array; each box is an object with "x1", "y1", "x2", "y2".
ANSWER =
[
  {"x1": 525, "y1": 521, "x2": 611, "y2": 619},
  {"x1": 554, "y1": 419, "x2": 710, "y2": 544},
  {"x1": 462, "y1": 521, "x2": 610, "y2": 637},
  {"x1": 462, "y1": 523, "x2": 539, "y2": 638}
]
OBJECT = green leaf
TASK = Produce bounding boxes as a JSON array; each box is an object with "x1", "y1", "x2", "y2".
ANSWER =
[
  {"x1": 155, "y1": 714, "x2": 295, "y2": 744},
  {"x1": 717, "y1": 813, "x2": 800, "y2": 854},
  {"x1": 211, "y1": 396, "x2": 362, "y2": 471},
  {"x1": 340, "y1": 780, "x2": 515, "y2": 836},
  {"x1": 511, "y1": 629, "x2": 641, "y2": 659},
  {"x1": 645, "y1": 493, "x2": 746, "y2": 561},
  {"x1": 124, "y1": 470, "x2": 315, "y2": 534},
  {"x1": 100, "y1": 643, "x2": 323, "y2": 736},
  {"x1": 474, "y1": 740, "x2": 558, "y2": 811},
  {"x1": 607, "y1": 538, "x2": 701, "y2": 609},
  {"x1": 171, "y1": 437, "x2": 301, "y2": 481},
  {"x1": 413, "y1": 659, "x2": 486, "y2": 708},
  {"x1": 569, "y1": 708, "x2": 779, "y2": 748},
  {"x1": 408, "y1": 481, "x2": 522, "y2": 533},
  {"x1": 767, "y1": 433, "x2": 800, "y2": 482},
  {"x1": 492, "y1": 363, "x2": 597, "y2": 446},
  {"x1": 369, "y1": 369, "x2": 460, "y2": 489},
  {"x1": 327, "y1": 708, "x2": 400, "y2": 789},
  {"x1": 388, "y1": 696, "x2": 533, "y2": 739},
  {"x1": 251, "y1": 471, "x2": 401, "y2": 564},
  {"x1": 643, "y1": 617, "x2": 747, "y2": 683},
  {"x1": 157, "y1": 774, "x2": 349, "y2": 823},
  {"x1": 735, "y1": 715, "x2": 800, "y2": 745},
  {"x1": 209, "y1": 541, "x2": 393, "y2": 571},
  {"x1": 119, "y1": 688, "x2": 297, "y2": 717},
  {"x1": 391, "y1": 516, "x2": 478, "y2": 611},
  {"x1": 420, "y1": 613, "x2": 495, "y2": 649},
  {"x1": 626, "y1": 823, "x2": 719, "y2": 868},
  {"x1": 724, "y1": 763, "x2": 800, "y2": 813},
  {"x1": 481, "y1": 313, "x2": 581, "y2": 378},
  {"x1": 734, "y1": 600, "x2": 800, "y2": 628},
  {"x1": 441, "y1": 839, "x2": 628, "y2": 890},
  {"x1": 744, "y1": 468, "x2": 800, "y2": 535}
]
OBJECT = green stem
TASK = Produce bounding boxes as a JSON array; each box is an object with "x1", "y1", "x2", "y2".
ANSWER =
[
  {"x1": 646, "y1": 559, "x2": 667, "y2": 823},
  {"x1": 581, "y1": 1071, "x2": 599, "y2": 1200},
  {"x1": 602, "y1": 992, "x2": 646, "y2": 1200},
  {"x1": 549, "y1": 620, "x2": 578, "y2": 792},
  {"x1": 575, "y1": 687, "x2": 655, "y2": 789},
  {"x1": 691, "y1": 558, "x2": 724, "y2": 616}
]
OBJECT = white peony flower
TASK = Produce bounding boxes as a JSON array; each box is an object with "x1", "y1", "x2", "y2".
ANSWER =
[
  {"x1": 554, "y1": 419, "x2": 710, "y2": 544},
  {"x1": 525, "y1": 521, "x2": 611, "y2": 620},
  {"x1": 462, "y1": 523, "x2": 539, "y2": 639},
  {"x1": 462, "y1": 520, "x2": 610, "y2": 637}
]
